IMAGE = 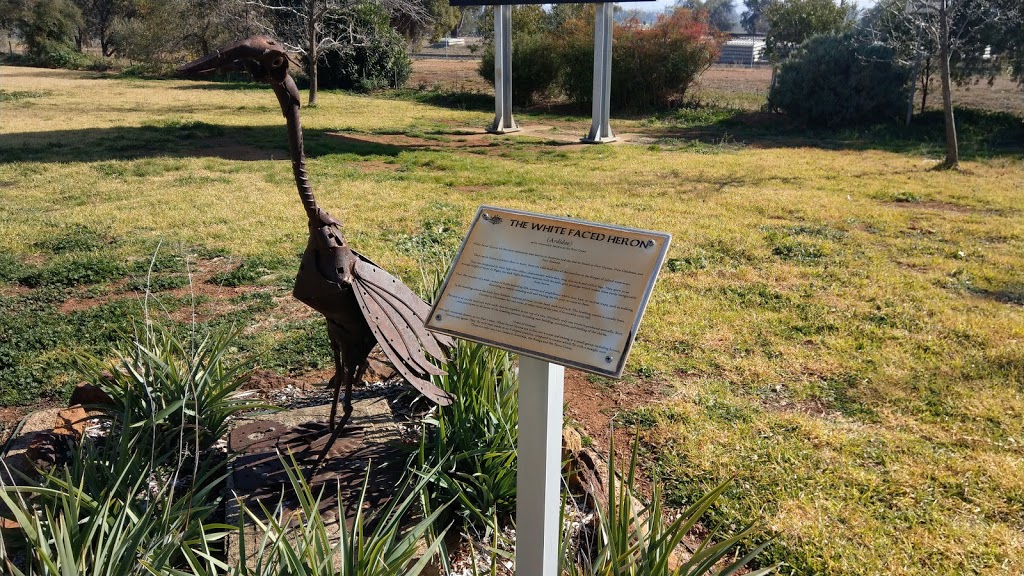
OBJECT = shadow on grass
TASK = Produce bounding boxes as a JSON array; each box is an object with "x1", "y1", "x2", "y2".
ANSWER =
[
  {"x1": 647, "y1": 107, "x2": 1024, "y2": 161},
  {"x1": 384, "y1": 88, "x2": 495, "y2": 112},
  {"x1": 0, "y1": 122, "x2": 415, "y2": 164}
]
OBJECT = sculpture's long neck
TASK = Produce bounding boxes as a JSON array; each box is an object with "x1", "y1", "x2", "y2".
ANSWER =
[{"x1": 273, "y1": 76, "x2": 318, "y2": 223}]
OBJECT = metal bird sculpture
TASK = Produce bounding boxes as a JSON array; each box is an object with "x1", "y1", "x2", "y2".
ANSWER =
[{"x1": 177, "y1": 36, "x2": 453, "y2": 466}]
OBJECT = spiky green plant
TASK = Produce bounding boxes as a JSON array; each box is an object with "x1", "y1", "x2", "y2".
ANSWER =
[
  {"x1": 0, "y1": 409, "x2": 227, "y2": 576},
  {"x1": 215, "y1": 453, "x2": 450, "y2": 576},
  {"x1": 81, "y1": 323, "x2": 268, "y2": 456},
  {"x1": 416, "y1": 340, "x2": 519, "y2": 531},
  {"x1": 565, "y1": 435, "x2": 775, "y2": 576}
]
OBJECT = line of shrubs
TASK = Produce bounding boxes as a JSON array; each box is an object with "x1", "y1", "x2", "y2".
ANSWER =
[{"x1": 479, "y1": 7, "x2": 724, "y2": 111}]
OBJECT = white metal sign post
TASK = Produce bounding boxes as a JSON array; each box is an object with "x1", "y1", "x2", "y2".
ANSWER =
[
  {"x1": 583, "y1": 2, "x2": 616, "y2": 143},
  {"x1": 427, "y1": 207, "x2": 670, "y2": 576},
  {"x1": 516, "y1": 356, "x2": 564, "y2": 575},
  {"x1": 489, "y1": 5, "x2": 519, "y2": 134}
]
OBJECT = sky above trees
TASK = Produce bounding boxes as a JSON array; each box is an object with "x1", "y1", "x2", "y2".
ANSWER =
[{"x1": 627, "y1": 0, "x2": 878, "y2": 21}]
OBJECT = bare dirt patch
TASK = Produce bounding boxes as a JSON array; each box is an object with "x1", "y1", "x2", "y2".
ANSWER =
[
  {"x1": 563, "y1": 370, "x2": 664, "y2": 467},
  {"x1": 356, "y1": 160, "x2": 400, "y2": 172},
  {"x1": 408, "y1": 58, "x2": 492, "y2": 95},
  {"x1": 694, "y1": 65, "x2": 772, "y2": 96}
]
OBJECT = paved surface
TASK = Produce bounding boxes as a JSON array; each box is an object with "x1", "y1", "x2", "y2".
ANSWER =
[{"x1": 225, "y1": 398, "x2": 407, "y2": 569}]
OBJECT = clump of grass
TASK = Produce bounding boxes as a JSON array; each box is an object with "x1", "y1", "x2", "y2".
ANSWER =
[
  {"x1": 82, "y1": 323, "x2": 266, "y2": 455},
  {"x1": 0, "y1": 322, "x2": 251, "y2": 575},
  {"x1": 0, "y1": 253, "x2": 26, "y2": 283},
  {"x1": 395, "y1": 202, "x2": 465, "y2": 258},
  {"x1": 18, "y1": 254, "x2": 127, "y2": 288},
  {"x1": 32, "y1": 224, "x2": 109, "y2": 254},
  {"x1": 0, "y1": 438, "x2": 226, "y2": 576},
  {"x1": 0, "y1": 89, "x2": 51, "y2": 102},
  {"x1": 208, "y1": 255, "x2": 291, "y2": 287}
]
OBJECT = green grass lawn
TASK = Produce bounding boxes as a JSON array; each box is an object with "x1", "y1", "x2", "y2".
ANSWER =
[{"x1": 1, "y1": 65, "x2": 1022, "y2": 575}]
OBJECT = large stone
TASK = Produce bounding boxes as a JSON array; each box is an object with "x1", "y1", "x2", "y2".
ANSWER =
[
  {"x1": 0, "y1": 408, "x2": 62, "y2": 483},
  {"x1": 53, "y1": 406, "x2": 90, "y2": 438},
  {"x1": 69, "y1": 381, "x2": 114, "y2": 407}
]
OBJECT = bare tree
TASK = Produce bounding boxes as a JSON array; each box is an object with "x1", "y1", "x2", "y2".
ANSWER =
[
  {"x1": 247, "y1": 0, "x2": 428, "y2": 106},
  {"x1": 863, "y1": 0, "x2": 1017, "y2": 169}
]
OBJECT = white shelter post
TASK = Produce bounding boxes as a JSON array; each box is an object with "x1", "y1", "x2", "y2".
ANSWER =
[
  {"x1": 583, "y1": 2, "x2": 615, "y2": 143},
  {"x1": 515, "y1": 355, "x2": 564, "y2": 576},
  {"x1": 489, "y1": 4, "x2": 519, "y2": 134}
]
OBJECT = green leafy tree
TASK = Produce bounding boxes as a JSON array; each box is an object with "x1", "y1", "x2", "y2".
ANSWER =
[
  {"x1": 316, "y1": 1, "x2": 411, "y2": 91},
  {"x1": 676, "y1": 0, "x2": 736, "y2": 32},
  {"x1": 251, "y1": 0, "x2": 427, "y2": 106},
  {"x1": 861, "y1": 0, "x2": 1016, "y2": 168},
  {"x1": 16, "y1": 0, "x2": 84, "y2": 66},
  {"x1": 991, "y1": 0, "x2": 1024, "y2": 84},
  {"x1": 770, "y1": 32, "x2": 912, "y2": 126},
  {"x1": 72, "y1": 0, "x2": 127, "y2": 56},
  {"x1": 741, "y1": 0, "x2": 769, "y2": 33},
  {"x1": 425, "y1": 0, "x2": 458, "y2": 41},
  {"x1": 1, "y1": 0, "x2": 25, "y2": 53},
  {"x1": 763, "y1": 0, "x2": 851, "y2": 62}
]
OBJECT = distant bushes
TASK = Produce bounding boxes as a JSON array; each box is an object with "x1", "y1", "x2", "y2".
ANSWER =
[
  {"x1": 609, "y1": 11, "x2": 723, "y2": 111},
  {"x1": 480, "y1": 33, "x2": 561, "y2": 105},
  {"x1": 480, "y1": 8, "x2": 722, "y2": 111},
  {"x1": 769, "y1": 33, "x2": 912, "y2": 127}
]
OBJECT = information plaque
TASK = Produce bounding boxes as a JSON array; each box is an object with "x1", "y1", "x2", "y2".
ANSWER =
[{"x1": 426, "y1": 206, "x2": 671, "y2": 377}]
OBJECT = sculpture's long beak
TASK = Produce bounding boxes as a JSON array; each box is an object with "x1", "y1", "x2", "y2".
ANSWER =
[
  {"x1": 177, "y1": 45, "x2": 261, "y2": 76},
  {"x1": 176, "y1": 36, "x2": 289, "y2": 79}
]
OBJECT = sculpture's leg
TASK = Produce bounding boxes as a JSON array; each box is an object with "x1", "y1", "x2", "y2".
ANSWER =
[
  {"x1": 311, "y1": 361, "x2": 367, "y2": 471},
  {"x1": 327, "y1": 323, "x2": 343, "y2": 430}
]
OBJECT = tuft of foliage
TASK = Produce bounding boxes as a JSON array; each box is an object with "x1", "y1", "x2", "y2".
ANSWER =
[
  {"x1": 416, "y1": 340, "x2": 519, "y2": 531},
  {"x1": 490, "y1": 7, "x2": 721, "y2": 111},
  {"x1": 228, "y1": 455, "x2": 449, "y2": 576},
  {"x1": 0, "y1": 438, "x2": 226, "y2": 576},
  {"x1": 0, "y1": 324, "x2": 247, "y2": 576},
  {"x1": 316, "y1": 3, "x2": 411, "y2": 92},
  {"x1": 770, "y1": 33, "x2": 912, "y2": 127},
  {"x1": 763, "y1": 0, "x2": 852, "y2": 63},
  {"x1": 81, "y1": 323, "x2": 266, "y2": 455},
  {"x1": 563, "y1": 435, "x2": 775, "y2": 576},
  {"x1": 609, "y1": 9, "x2": 722, "y2": 111},
  {"x1": 0, "y1": 253, "x2": 26, "y2": 283},
  {"x1": 32, "y1": 224, "x2": 108, "y2": 254}
]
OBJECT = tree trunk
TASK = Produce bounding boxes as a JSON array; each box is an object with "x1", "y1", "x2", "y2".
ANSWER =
[
  {"x1": 938, "y1": 1, "x2": 958, "y2": 169},
  {"x1": 920, "y1": 57, "x2": 930, "y2": 114},
  {"x1": 307, "y1": 0, "x2": 319, "y2": 107},
  {"x1": 906, "y1": 54, "x2": 920, "y2": 126}
]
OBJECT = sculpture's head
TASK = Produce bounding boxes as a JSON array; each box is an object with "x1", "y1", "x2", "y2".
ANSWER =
[{"x1": 177, "y1": 36, "x2": 291, "y2": 85}]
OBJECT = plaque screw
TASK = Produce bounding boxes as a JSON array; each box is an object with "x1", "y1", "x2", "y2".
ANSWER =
[
  {"x1": 604, "y1": 356, "x2": 612, "y2": 363},
  {"x1": 435, "y1": 314, "x2": 442, "y2": 321}
]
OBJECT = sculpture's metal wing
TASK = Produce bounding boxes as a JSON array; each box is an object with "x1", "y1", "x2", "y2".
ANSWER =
[{"x1": 351, "y1": 259, "x2": 454, "y2": 406}]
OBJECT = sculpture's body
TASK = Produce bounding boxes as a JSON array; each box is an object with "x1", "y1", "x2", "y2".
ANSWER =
[{"x1": 178, "y1": 37, "x2": 452, "y2": 464}]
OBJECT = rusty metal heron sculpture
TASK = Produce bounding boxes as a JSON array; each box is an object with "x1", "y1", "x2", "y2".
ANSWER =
[{"x1": 177, "y1": 36, "x2": 453, "y2": 466}]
